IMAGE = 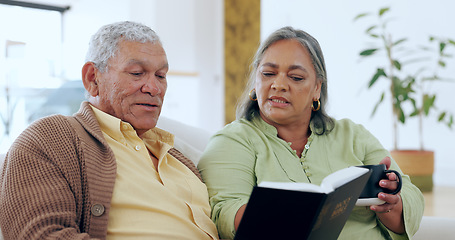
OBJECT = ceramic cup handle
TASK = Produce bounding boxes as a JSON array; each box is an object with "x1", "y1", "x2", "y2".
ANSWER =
[{"x1": 384, "y1": 169, "x2": 402, "y2": 195}]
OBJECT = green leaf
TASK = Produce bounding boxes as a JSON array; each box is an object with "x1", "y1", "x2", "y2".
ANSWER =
[
  {"x1": 438, "y1": 112, "x2": 446, "y2": 121},
  {"x1": 449, "y1": 39, "x2": 455, "y2": 46},
  {"x1": 410, "y1": 109, "x2": 420, "y2": 117},
  {"x1": 422, "y1": 94, "x2": 436, "y2": 115},
  {"x1": 439, "y1": 60, "x2": 446, "y2": 67},
  {"x1": 379, "y1": 7, "x2": 390, "y2": 17},
  {"x1": 369, "y1": 68, "x2": 387, "y2": 87},
  {"x1": 369, "y1": 34, "x2": 380, "y2": 38},
  {"x1": 371, "y1": 92, "x2": 385, "y2": 117},
  {"x1": 408, "y1": 99, "x2": 419, "y2": 117},
  {"x1": 393, "y1": 38, "x2": 407, "y2": 46},
  {"x1": 440, "y1": 42, "x2": 447, "y2": 52},
  {"x1": 393, "y1": 60, "x2": 402, "y2": 70},
  {"x1": 354, "y1": 13, "x2": 369, "y2": 21},
  {"x1": 398, "y1": 107, "x2": 406, "y2": 123},
  {"x1": 360, "y1": 48, "x2": 378, "y2": 56},
  {"x1": 366, "y1": 25, "x2": 377, "y2": 33}
]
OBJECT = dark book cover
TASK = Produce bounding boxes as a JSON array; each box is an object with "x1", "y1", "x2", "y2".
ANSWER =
[{"x1": 234, "y1": 169, "x2": 371, "y2": 240}]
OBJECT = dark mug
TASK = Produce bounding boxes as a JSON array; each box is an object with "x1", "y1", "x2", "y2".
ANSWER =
[{"x1": 356, "y1": 164, "x2": 402, "y2": 206}]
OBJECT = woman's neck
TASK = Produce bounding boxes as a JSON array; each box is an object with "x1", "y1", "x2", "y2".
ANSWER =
[
  {"x1": 278, "y1": 126, "x2": 310, "y2": 157},
  {"x1": 259, "y1": 113, "x2": 312, "y2": 157}
]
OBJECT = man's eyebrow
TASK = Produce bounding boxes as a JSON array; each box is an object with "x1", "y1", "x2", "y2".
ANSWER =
[
  {"x1": 126, "y1": 59, "x2": 144, "y2": 66},
  {"x1": 126, "y1": 59, "x2": 169, "y2": 69}
]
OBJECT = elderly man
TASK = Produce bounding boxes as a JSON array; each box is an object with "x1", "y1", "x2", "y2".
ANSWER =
[{"x1": 0, "y1": 21, "x2": 218, "y2": 239}]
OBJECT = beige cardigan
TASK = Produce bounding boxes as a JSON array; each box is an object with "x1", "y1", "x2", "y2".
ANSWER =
[{"x1": 0, "y1": 102, "x2": 201, "y2": 239}]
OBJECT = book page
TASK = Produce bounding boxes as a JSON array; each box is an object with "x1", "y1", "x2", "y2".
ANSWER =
[
  {"x1": 258, "y1": 167, "x2": 369, "y2": 194},
  {"x1": 258, "y1": 181, "x2": 328, "y2": 193},
  {"x1": 321, "y1": 167, "x2": 369, "y2": 191}
]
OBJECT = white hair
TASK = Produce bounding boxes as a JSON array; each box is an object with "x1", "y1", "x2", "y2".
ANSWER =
[{"x1": 85, "y1": 21, "x2": 162, "y2": 73}]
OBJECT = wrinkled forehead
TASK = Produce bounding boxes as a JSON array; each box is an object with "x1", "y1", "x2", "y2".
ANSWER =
[{"x1": 109, "y1": 40, "x2": 167, "y2": 65}]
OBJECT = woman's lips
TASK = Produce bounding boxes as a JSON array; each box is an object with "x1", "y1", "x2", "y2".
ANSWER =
[{"x1": 268, "y1": 97, "x2": 289, "y2": 106}]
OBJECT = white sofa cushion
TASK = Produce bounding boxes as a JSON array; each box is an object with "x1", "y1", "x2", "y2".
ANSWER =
[
  {"x1": 413, "y1": 216, "x2": 455, "y2": 240},
  {"x1": 156, "y1": 116, "x2": 213, "y2": 165}
]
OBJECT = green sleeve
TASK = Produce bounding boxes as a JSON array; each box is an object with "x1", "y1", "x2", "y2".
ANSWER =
[
  {"x1": 350, "y1": 120, "x2": 425, "y2": 238},
  {"x1": 198, "y1": 129, "x2": 256, "y2": 239}
]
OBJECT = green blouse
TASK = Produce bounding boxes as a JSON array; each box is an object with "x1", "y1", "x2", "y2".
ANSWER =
[{"x1": 198, "y1": 116, "x2": 424, "y2": 240}]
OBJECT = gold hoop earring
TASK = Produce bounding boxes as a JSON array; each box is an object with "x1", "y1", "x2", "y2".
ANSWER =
[
  {"x1": 249, "y1": 89, "x2": 257, "y2": 101},
  {"x1": 312, "y1": 99, "x2": 320, "y2": 111}
]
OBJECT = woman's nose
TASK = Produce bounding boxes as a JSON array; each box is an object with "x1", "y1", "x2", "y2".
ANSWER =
[{"x1": 271, "y1": 74, "x2": 288, "y2": 91}]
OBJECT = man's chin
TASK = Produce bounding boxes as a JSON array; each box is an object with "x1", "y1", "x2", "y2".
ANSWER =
[{"x1": 128, "y1": 115, "x2": 159, "y2": 128}]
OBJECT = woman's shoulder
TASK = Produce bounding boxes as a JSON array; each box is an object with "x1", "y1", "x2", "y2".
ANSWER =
[
  {"x1": 329, "y1": 118, "x2": 372, "y2": 137},
  {"x1": 209, "y1": 118, "x2": 272, "y2": 147},
  {"x1": 326, "y1": 118, "x2": 380, "y2": 147},
  {"x1": 217, "y1": 118, "x2": 262, "y2": 135},
  {"x1": 333, "y1": 118, "x2": 367, "y2": 129}
]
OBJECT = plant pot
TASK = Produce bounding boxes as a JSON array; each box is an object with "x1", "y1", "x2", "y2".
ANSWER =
[{"x1": 390, "y1": 150, "x2": 434, "y2": 192}]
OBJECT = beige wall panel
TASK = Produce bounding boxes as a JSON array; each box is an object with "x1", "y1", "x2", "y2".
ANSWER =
[{"x1": 224, "y1": 0, "x2": 260, "y2": 124}]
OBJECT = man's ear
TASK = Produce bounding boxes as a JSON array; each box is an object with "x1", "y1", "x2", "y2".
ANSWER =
[{"x1": 82, "y1": 62, "x2": 99, "y2": 97}]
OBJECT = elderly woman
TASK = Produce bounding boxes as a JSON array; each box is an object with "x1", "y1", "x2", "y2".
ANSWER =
[{"x1": 198, "y1": 26, "x2": 424, "y2": 239}]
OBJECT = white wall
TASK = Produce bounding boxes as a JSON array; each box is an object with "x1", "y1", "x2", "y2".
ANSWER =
[
  {"x1": 262, "y1": 0, "x2": 455, "y2": 186},
  {"x1": 61, "y1": 0, "x2": 224, "y2": 133}
]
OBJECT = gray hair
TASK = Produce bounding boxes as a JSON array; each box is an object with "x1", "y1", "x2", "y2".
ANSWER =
[
  {"x1": 236, "y1": 26, "x2": 334, "y2": 135},
  {"x1": 85, "y1": 21, "x2": 162, "y2": 73}
]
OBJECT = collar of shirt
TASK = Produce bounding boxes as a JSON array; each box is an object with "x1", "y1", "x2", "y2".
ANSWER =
[
  {"x1": 89, "y1": 104, "x2": 174, "y2": 149},
  {"x1": 250, "y1": 114, "x2": 318, "y2": 137}
]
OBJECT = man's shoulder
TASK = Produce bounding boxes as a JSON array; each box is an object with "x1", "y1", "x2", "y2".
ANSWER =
[
  {"x1": 15, "y1": 115, "x2": 77, "y2": 145},
  {"x1": 27, "y1": 114, "x2": 73, "y2": 132}
]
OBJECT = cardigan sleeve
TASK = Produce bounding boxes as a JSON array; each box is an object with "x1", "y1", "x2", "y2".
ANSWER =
[{"x1": 0, "y1": 115, "x2": 95, "y2": 239}]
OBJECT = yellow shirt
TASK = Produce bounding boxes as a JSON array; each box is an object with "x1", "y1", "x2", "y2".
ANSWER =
[{"x1": 91, "y1": 106, "x2": 218, "y2": 240}]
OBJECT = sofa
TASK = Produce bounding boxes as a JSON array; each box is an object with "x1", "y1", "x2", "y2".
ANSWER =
[{"x1": 0, "y1": 116, "x2": 454, "y2": 239}]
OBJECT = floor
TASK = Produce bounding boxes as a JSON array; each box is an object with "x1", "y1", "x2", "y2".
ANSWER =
[{"x1": 423, "y1": 185, "x2": 455, "y2": 218}]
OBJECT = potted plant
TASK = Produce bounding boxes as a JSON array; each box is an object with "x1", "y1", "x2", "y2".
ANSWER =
[{"x1": 354, "y1": 7, "x2": 454, "y2": 191}]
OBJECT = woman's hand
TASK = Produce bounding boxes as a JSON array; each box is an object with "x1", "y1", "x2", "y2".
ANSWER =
[
  {"x1": 370, "y1": 156, "x2": 405, "y2": 234},
  {"x1": 235, "y1": 204, "x2": 247, "y2": 230}
]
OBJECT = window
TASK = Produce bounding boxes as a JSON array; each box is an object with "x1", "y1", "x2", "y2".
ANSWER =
[{"x1": 0, "y1": 2, "x2": 80, "y2": 152}]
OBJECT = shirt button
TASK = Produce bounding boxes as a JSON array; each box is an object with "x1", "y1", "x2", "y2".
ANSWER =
[
  {"x1": 135, "y1": 145, "x2": 141, "y2": 151},
  {"x1": 122, "y1": 125, "x2": 128, "y2": 130},
  {"x1": 91, "y1": 203, "x2": 105, "y2": 217},
  {"x1": 306, "y1": 172, "x2": 312, "y2": 177}
]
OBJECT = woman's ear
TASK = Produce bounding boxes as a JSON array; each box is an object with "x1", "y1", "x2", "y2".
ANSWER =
[
  {"x1": 82, "y1": 62, "x2": 99, "y2": 97},
  {"x1": 314, "y1": 80, "x2": 322, "y2": 100}
]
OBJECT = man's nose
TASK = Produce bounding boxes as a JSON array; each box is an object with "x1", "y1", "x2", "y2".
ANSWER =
[{"x1": 141, "y1": 77, "x2": 162, "y2": 95}]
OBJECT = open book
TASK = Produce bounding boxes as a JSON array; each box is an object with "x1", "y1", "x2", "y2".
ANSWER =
[{"x1": 234, "y1": 166, "x2": 371, "y2": 240}]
